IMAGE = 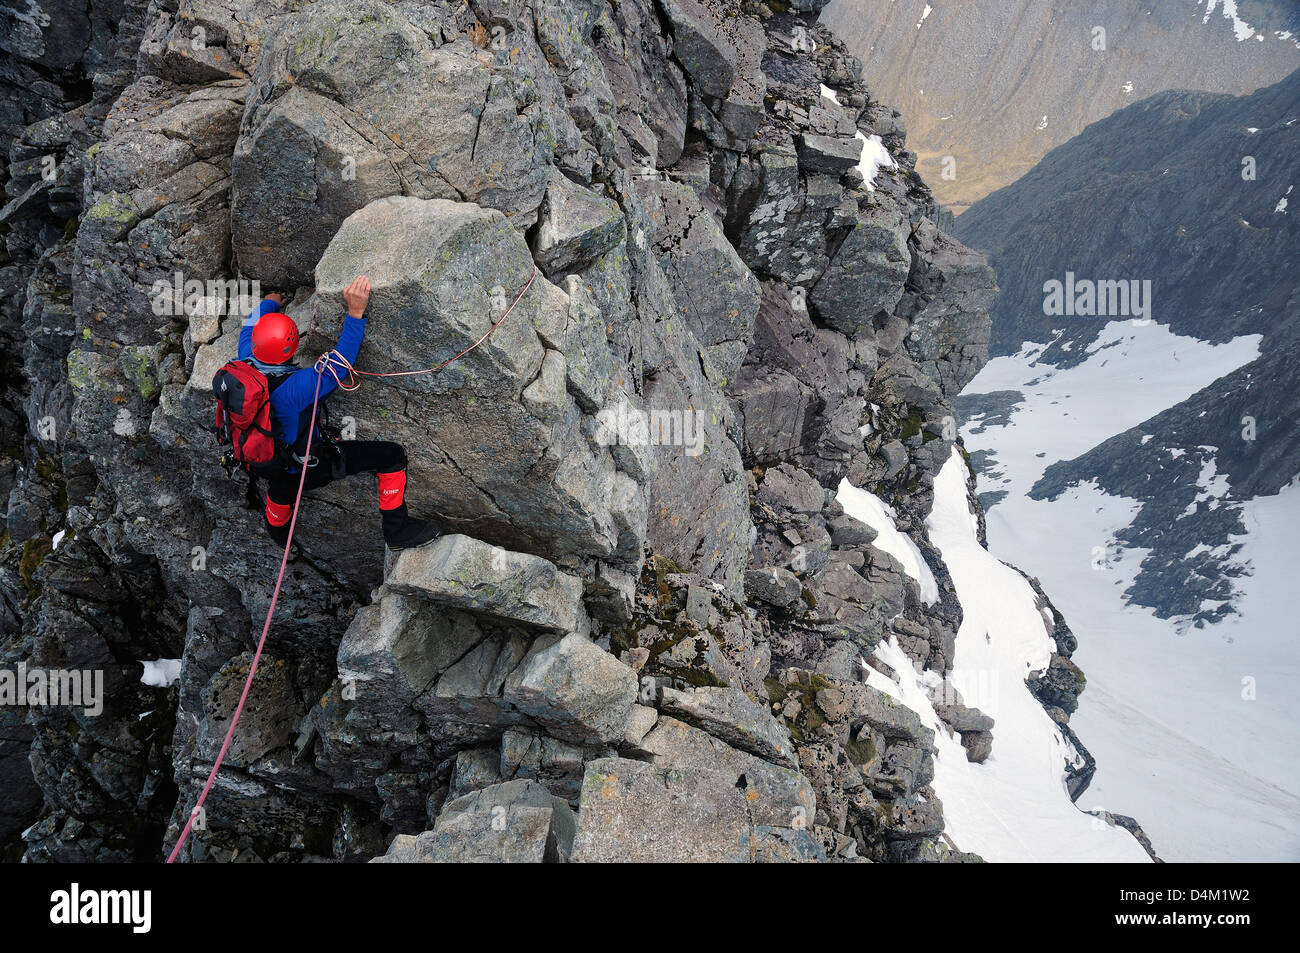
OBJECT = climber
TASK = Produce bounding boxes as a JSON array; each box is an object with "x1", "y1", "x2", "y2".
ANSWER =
[{"x1": 238, "y1": 276, "x2": 442, "y2": 551}]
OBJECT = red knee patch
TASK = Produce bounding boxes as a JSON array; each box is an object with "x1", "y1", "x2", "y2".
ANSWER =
[
  {"x1": 378, "y1": 470, "x2": 407, "y2": 511},
  {"x1": 265, "y1": 498, "x2": 292, "y2": 527}
]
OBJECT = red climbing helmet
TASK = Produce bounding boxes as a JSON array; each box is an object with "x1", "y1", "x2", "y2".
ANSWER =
[{"x1": 250, "y1": 311, "x2": 299, "y2": 364}]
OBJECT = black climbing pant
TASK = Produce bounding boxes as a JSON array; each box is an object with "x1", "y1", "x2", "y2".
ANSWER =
[{"x1": 263, "y1": 440, "x2": 408, "y2": 509}]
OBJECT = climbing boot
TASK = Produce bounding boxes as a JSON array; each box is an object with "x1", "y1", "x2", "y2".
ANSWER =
[{"x1": 382, "y1": 504, "x2": 442, "y2": 551}]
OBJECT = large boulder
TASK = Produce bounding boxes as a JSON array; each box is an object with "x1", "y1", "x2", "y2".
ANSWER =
[
  {"x1": 336, "y1": 592, "x2": 490, "y2": 732},
  {"x1": 658, "y1": 685, "x2": 797, "y2": 766},
  {"x1": 571, "y1": 757, "x2": 814, "y2": 862},
  {"x1": 502, "y1": 633, "x2": 639, "y2": 745},
  {"x1": 311, "y1": 195, "x2": 643, "y2": 567},
  {"x1": 809, "y1": 202, "x2": 911, "y2": 337},
  {"x1": 597, "y1": 0, "x2": 689, "y2": 167},
  {"x1": 638, "y1": 178, "x2": 760, "y2": 382},
  {"x1": 900, "y1": 218, "x2": 997, "y2": 397},
  {"x1": 640, "y1": 716, "x2": 815, "y2": 827},
  {"x1": 532, "y1": 170, "x2": 626, "y2": 279},
  {"x1": 412, "y1": 631, "x2": 531, "y2": 732},
  {"x1": 231, "y1": 0, "x2": 550, "y2": 287},
  {"x1": 659, "y1": 0, "x2": 740, "y2": 97},
  {"x1": 499, "y1": 728, "x2": 586, "y2": 802}
]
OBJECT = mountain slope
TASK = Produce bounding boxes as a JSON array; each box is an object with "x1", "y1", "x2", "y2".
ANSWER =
[
  {"x1": 820, "y1": 0, "x2": 1300, "y2": 213},
  {"x1": 956, "y1": 68, "x2": 1300, "y2": 360},
  {"x1": 0, "y1": 0, "x2": 1152, "y2": 864}
]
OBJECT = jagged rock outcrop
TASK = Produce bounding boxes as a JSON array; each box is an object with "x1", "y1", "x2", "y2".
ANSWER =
[{"x1": 1, "y1": 0, "x2": 1016, "y2": 864}]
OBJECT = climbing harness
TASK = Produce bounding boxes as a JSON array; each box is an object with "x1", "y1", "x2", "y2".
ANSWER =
[{"x1": 166, "y1": 265, "x2": 537, "y2": 863}]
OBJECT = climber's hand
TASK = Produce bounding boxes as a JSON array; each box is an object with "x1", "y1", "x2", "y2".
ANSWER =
[
  {"x1": 343, "y1": 275, "x2": 371, "y2": 319},
  {"x1": 265, "y1": 291, "x2": 286, "y2": 306}
]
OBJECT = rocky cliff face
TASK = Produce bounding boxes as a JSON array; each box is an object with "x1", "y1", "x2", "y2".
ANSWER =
[
  {"x1": 820, "y1": 0, "x2": 1300, "y2": 213},
  {"x1": 1, "y1": 0, "x2": 1019, "y2": 863}
]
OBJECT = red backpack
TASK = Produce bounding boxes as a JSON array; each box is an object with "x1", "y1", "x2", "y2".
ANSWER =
[{"x1": 213, "y1": 359, "x2": 280, "y2": 468}]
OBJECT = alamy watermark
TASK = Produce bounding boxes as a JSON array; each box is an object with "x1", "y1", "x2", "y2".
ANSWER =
[
  {"x1": 1042, "y1": 271, "x2": 1152, "y2": 325},
  {"x1": 0, "y1": 664, "x2": 103, "y2": 716},
  {"x1": 149, "y1": 271, "x2": 263, "y2": 318},
  {"x1": 594, "y1": 400, "x2": 704, "y2": 457},
  {"x1": 49, "y1": 883, "x2": 150, "y2": 933}
]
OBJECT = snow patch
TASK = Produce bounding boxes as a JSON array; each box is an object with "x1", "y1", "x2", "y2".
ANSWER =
[
  {"x1": 855, "y1": 132, "x2": 896, "y2": 192},
  {"x1": 1201, "y1": 0, "x2": 1256, "y2": 41},
  {"x1": 838, "y1": 480, "x2": 939, "y2": 604},
  {"x1": 141, "y1": 659, "x2": 183, "y2": 687},
  {"x1": 960, "y1": 322, "x2": 1300, "y2": 860},
  {"x1": 895, "y1": 450, "x2": 1153, "y2": 861}
]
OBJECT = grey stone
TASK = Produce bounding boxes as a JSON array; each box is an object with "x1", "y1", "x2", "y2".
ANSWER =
[
  {"x1": 810, "y1": 203, "x2": 910, "y2": 336},
  {"x1": 937, "y1": 703, "x2": 995, "y2": 733},
  {"x1": 312, "y1": 195, "x2": 633, "y2": 563},
  {"x1": 659, "y1": 0, "x2": 739, "y2": 98},
  {"x1": 621, "y1": 705, "x2": 660, "y2": 750},
  {"x1": 232, "y1": 0, "x2": 548, "y2": 287},
  {"x1": 744, "y1": 566, "x2": 803, "y2": 607},
  {"x1": 414, "y1": 632, "x2": 530, "y2": 730},
  {"x1": 797, "y1": 133, "x2": 864, "y2": 176},
  {"x1": 639, "y1": 178, "x2": 760, "y2": 380},
  {"x1": 499, "y1": 728, "x2": 586, "y2": 801},
  {"x1": 337, "y1": 595, "x2": 486, "y2": 732},
  {"x1": 584, "y1": 565, "x2": 636, "y2": 623},
  {"x1": 386, "y1": 535, "x2": 587, "y2": 635},
  {"x1": 756, "y1": 463, "x2": 825, "y2": 515},
  {"x1": 199, "y1": 653, "x2": 299, "y2": 768},
  {"x1": 502, "y1": 633, "x2": 638, "y2": 745},
  {"x1": 881, "y1": 440, "x2": 910, "y2": 478},
  {"x1": 373, "y1": 779, "x2": 575, "y2": 862},
  {"x1": 640, "y1": 716, "x2": 815, "y2": 826},
  {"x1": 748, "y1": 826, "x2": 828, "y2": 863},
  {"x1": 533, "y1": 170, "x2": 626, "y2": 278},
  {"x1": 448, "y1": 746, "x2": 503, "y2": 800},
  {"x1": 960, "y1": 730, "x2": 994, "y2": 764},
  {"x1": 572, "y1": 757, "x2": 809, "y2": 862},
  {"x1": 658, "y1": 685, "x2": 796, "y2": 766}
]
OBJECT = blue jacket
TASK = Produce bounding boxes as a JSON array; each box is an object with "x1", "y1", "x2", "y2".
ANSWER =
[{"x1": 239, "y1": 298, "x2": 366, "y2": 452}]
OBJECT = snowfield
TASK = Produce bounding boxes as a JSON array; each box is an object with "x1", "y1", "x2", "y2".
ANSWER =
[
  {"x1": 959, "y1": 321, "x2": 1300, "y2": 861},
  {"x1": 838, "y1": 452, "x2": 1151, "y2": 861}
]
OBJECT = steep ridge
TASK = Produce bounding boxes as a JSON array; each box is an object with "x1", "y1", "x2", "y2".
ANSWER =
[{"x1": 0, "y1": 0, "x2": 1148, "y2": 863}]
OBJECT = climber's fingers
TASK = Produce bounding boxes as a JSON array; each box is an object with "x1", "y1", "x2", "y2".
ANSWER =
[{"x1": 343, "y1": 275, "x2": 372, "y2": 317}]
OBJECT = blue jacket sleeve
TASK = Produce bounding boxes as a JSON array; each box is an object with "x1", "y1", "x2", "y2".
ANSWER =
[{"x1": 270, "y1": 312, "x2": 366, "y2": 411}]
